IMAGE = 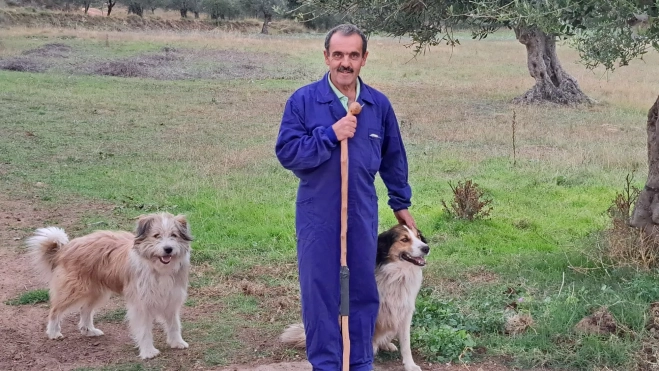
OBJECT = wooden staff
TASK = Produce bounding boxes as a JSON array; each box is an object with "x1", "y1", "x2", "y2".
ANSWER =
[{"x1": 340, "y1": 101, "x2": 362, "y2": 371}]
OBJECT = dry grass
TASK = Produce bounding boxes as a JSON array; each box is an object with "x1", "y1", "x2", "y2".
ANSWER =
[
  {"x1": 603, "y1": 174, "x2": 659, "y2": 269},
  {"x1": 1, "y1": 26, "x2": 657, "y2": 177}
]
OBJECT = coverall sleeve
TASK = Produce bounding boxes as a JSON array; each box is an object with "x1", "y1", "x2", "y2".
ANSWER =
[
  {"x1": 275, "y1": 97, "x2": 339, "y2": 171},
  {"x1": 379, "y1": 104, "x2": 412, "y2": 211}
]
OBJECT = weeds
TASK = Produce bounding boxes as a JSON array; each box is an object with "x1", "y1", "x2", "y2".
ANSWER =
[
  {"x1": 441, "y1": 180, "x2": 492, "y2": 221},
  {"x1": 5, "y1": 289, "x2": 49, "y2": 305},
  {"x1": 410, "y1": 289, "x2": 476, "y2": 363}
]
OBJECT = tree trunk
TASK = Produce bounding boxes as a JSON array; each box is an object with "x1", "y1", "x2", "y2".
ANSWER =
[
  {"x1": 180, "y1": 9, "x2": 187, "y2": 18},
  {"x1": 84, "y1": 3, "x2": 89, "y2": 13},
  {"x1": 513, "y1": 27, "x2": 592, "y2": 105},
  {"x1": 261, "y1": 12, "x2": 272, "y2": 34},
  {"x1": 630, "y1": 96, "x2": 659, "y2": 236},
  {"x1": 128, "y1": 3, "x2": 143, "y2": 17},
  {"x1": 194, "y1": 11, "x2": 199, "y2": 19},
  {"x1": 107, "y1": 0, "x2": 115, "y2": 16}
]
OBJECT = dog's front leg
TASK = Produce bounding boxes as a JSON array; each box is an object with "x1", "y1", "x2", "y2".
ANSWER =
[
  {"x1": 399, "y1": 313, "x2": 422, "y2": 371},
  {"x1": 127, "y1": 305, "x2": 160, "y2": 359},
  {"x1": 162, "y1": 307, "x2": 188, "y2": 349}
]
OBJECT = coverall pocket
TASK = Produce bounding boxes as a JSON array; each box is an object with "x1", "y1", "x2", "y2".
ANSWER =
[{"x1": 367, "y1": 128, "x2": 382, "y2": 172}]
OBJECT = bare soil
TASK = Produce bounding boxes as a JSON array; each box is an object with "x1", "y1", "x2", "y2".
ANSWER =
[{"x1": 0, "y1": 44, "x2": 322, "y2": 81}]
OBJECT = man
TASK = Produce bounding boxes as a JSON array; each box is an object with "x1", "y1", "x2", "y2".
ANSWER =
[{"x1": 275, "y1": 24, "x2": 416, "y2": 371}]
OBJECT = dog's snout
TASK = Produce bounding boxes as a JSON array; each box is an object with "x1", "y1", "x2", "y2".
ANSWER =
[
  {"x1": 164, "y1": 247, "x2": 173, "y2": 254},
  {"x1": 421, "y1": 245, "x2": 430, "y2": 254}
]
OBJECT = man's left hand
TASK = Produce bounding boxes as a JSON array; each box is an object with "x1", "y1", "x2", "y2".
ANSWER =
[{"x1": 394, "y1": 209, "x2": 417, "y2": 230}]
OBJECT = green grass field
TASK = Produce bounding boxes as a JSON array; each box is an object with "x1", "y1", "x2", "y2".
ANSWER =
[{"x1": 2, "y1": 24, "x2": 659, "y2": 370}]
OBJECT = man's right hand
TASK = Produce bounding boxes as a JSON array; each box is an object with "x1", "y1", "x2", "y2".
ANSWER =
[{"x1": 332, "y1": 116, "x2": 357, "y2": 142}]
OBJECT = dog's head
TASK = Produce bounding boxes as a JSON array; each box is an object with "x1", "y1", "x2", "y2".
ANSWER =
[
  {"x1": 133, "y1": 213, "x2": 193, "y2": 269},
  {"x1": 376, "y1": 224, "x2": 429, "y2": 267}
]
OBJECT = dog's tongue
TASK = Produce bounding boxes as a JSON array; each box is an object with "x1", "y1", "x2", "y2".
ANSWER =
[
  {"x1": 414, "y1": 257, "x2": 426, "y2": 266},
  {"x1": 159, "y1": 255, "x2": 172, "y2": 264}
]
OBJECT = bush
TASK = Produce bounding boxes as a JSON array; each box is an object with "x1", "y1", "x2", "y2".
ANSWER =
[{"x1": 441, "y1": 180, "x2": 492, "y2": 221}]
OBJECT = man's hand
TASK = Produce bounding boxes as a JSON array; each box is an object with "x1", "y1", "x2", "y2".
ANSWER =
[
  {"x1": 394, "y1": 209, "x2": 417, "y2": 230},
  {"x1": 332, "y1": 116, "x2": 357, "y2": 141}
]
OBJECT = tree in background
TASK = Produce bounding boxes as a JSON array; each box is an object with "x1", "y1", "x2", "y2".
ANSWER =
[
  {"x1": 204, "y1": 0, "x2": 242, "y2": 20},
  {"x1": 244, "y1": 0, "x2": 287, "y2": 33},
  {"x1": 283, "y1": 0, "x2": 341, "y2": 30},
  {"x1": 299, "y1": 0, "x2": 658, "y2": 105},
  {"x1": 106, "y1": 0, "x2": 116, "y2": 15}
]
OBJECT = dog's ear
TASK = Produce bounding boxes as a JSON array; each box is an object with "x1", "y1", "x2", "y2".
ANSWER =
[
  {"x1": 174, "y1": 214, "x2": 194, "y2": 242},
  {"x1": 135, "y1": 214, "x2": 155, "y2": 242},
  {"x1": 376, "y1": 228, "x2": 398, "y2": 266},
  {"x1": 417, "y1": 229, "x2": 428, "y2": 244}
]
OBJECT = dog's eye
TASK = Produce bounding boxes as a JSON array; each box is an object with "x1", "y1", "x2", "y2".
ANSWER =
[
  {"x1": 154, "y1": 233, "x2": 160, "y2": 238},
  {"x1": 401, "y1": 237, "x2": 409, "y2": 243},
  {"x1": 171, "y1": 233, "x2": 178, "y2": 238}
]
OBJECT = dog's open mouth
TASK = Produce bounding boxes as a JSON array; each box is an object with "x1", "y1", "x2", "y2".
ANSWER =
[
  {"x1": 159, "y1": 255, "x2": 172, "y2": 264},
  {"x1": 401, "y1": 253, "x2": 426, "y2": 266}
]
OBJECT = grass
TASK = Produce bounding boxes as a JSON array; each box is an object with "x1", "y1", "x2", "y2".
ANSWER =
[
  {"x1": 4, "y1": 289, "x2": 49, "y2": 305},
  {"x1": 1, "y1": 24, "x2": 659, "y2": 370}
]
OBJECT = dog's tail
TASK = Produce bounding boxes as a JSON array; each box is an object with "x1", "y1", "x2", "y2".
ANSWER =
[
  {"x1": 26, "y1": 227, "x2": 69, "y2": 281},
  {"x1": 279, "y1": 323, "x2": 307, "y2": 349}
]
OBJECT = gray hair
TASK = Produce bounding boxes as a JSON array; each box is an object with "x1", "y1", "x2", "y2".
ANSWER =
[{"x1": 324, "y1": 24, "x2": 368, "y2": 56}]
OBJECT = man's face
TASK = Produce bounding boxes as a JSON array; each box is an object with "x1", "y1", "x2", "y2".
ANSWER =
[{"x1": 324, "y1": 33, "x2": 368, "y2": 88}]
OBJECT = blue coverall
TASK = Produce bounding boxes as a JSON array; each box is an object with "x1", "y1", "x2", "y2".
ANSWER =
[{"x1": 275, "y1": 72, "x2": 412, "y2": 371}]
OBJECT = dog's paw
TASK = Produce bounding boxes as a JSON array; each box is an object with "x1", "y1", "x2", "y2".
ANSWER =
[
  {"x1": 80, "y1": 327, "x2": 104, "y2": 337},
  {"x1": 383, "y1": 342, "x2": 398, "y2": 352},
  {"x1": 139, "y1": 347, "x2": 160, "y2": 359},
  {"x1": 47, "y1": 331, "x2": 64, "y2": 340},
  {"x1": 404, "y1": 363, "x2": 422, "y2": 371},
  {"x1": 168, "y1": 339, "x2": 189, "y2": 349}
]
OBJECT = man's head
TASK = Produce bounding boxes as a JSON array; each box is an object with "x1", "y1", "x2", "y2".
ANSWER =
[{"x1": 324, "y1": 24, "x2": 369, "y2": 89}]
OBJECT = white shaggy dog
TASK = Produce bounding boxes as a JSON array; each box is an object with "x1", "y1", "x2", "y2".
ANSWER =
[
  {"x1": 280, "y1": 224, "x2": 430, "y2": 371},
  {"x1": 26, "y1": 212, "x2": 193, "y2": 359}
]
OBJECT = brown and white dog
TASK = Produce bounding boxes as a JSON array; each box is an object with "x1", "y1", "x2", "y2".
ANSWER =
[
  {"x1": 280, "y1": 224, "x2": 430, "y2": 371},
  {"x1": 26, "y1": 212, "x2": 193, "y2": 359}
]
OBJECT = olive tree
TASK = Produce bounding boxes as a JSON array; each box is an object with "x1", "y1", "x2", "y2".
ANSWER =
[{"x1": 300, "y1": 0, "x2": 658, "y2": 105}]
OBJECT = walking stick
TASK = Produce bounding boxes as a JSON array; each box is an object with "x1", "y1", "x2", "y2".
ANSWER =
[{"x1": 340, "y1": 101, "x2": 362, "y2": 371}]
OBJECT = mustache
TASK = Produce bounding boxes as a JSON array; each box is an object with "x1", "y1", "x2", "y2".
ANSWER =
[{"x1": 337, "y1": 66, "x2": 354, "y2": 73}]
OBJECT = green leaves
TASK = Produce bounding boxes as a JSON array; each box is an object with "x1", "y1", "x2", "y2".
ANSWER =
[
  {"x1": 410, "y1": 291, "x2": 478, "y2": 363},
  {"x1": 299, "y1": 0, "x2": 659, "y2": 71}
]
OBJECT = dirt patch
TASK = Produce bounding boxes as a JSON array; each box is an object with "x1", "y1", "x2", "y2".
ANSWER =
[
  {"x1": 0, "y1": 57, "x2": 45, "y2": 72},
  {"x1": 22, "y1": 42, "x2": 72, "y2": 58},
  {"x1": 84, "y1": 47, "x2": 314, "y2": 81},
  {"x1": 216, "y1": 358, "x2": 552, "y2": 371},
  {"x1": 1, "y1": 44, "x2": 320, "y2": 81},
  {"x1": 574, "y1": 306, "x2": 619, "y2": 336},
  {"x1": 637, "y1": 302, "x2": 659, "y2": 370},
  {"x1": 92, "y1": 60, "x2": 149, "y2": 78}
]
